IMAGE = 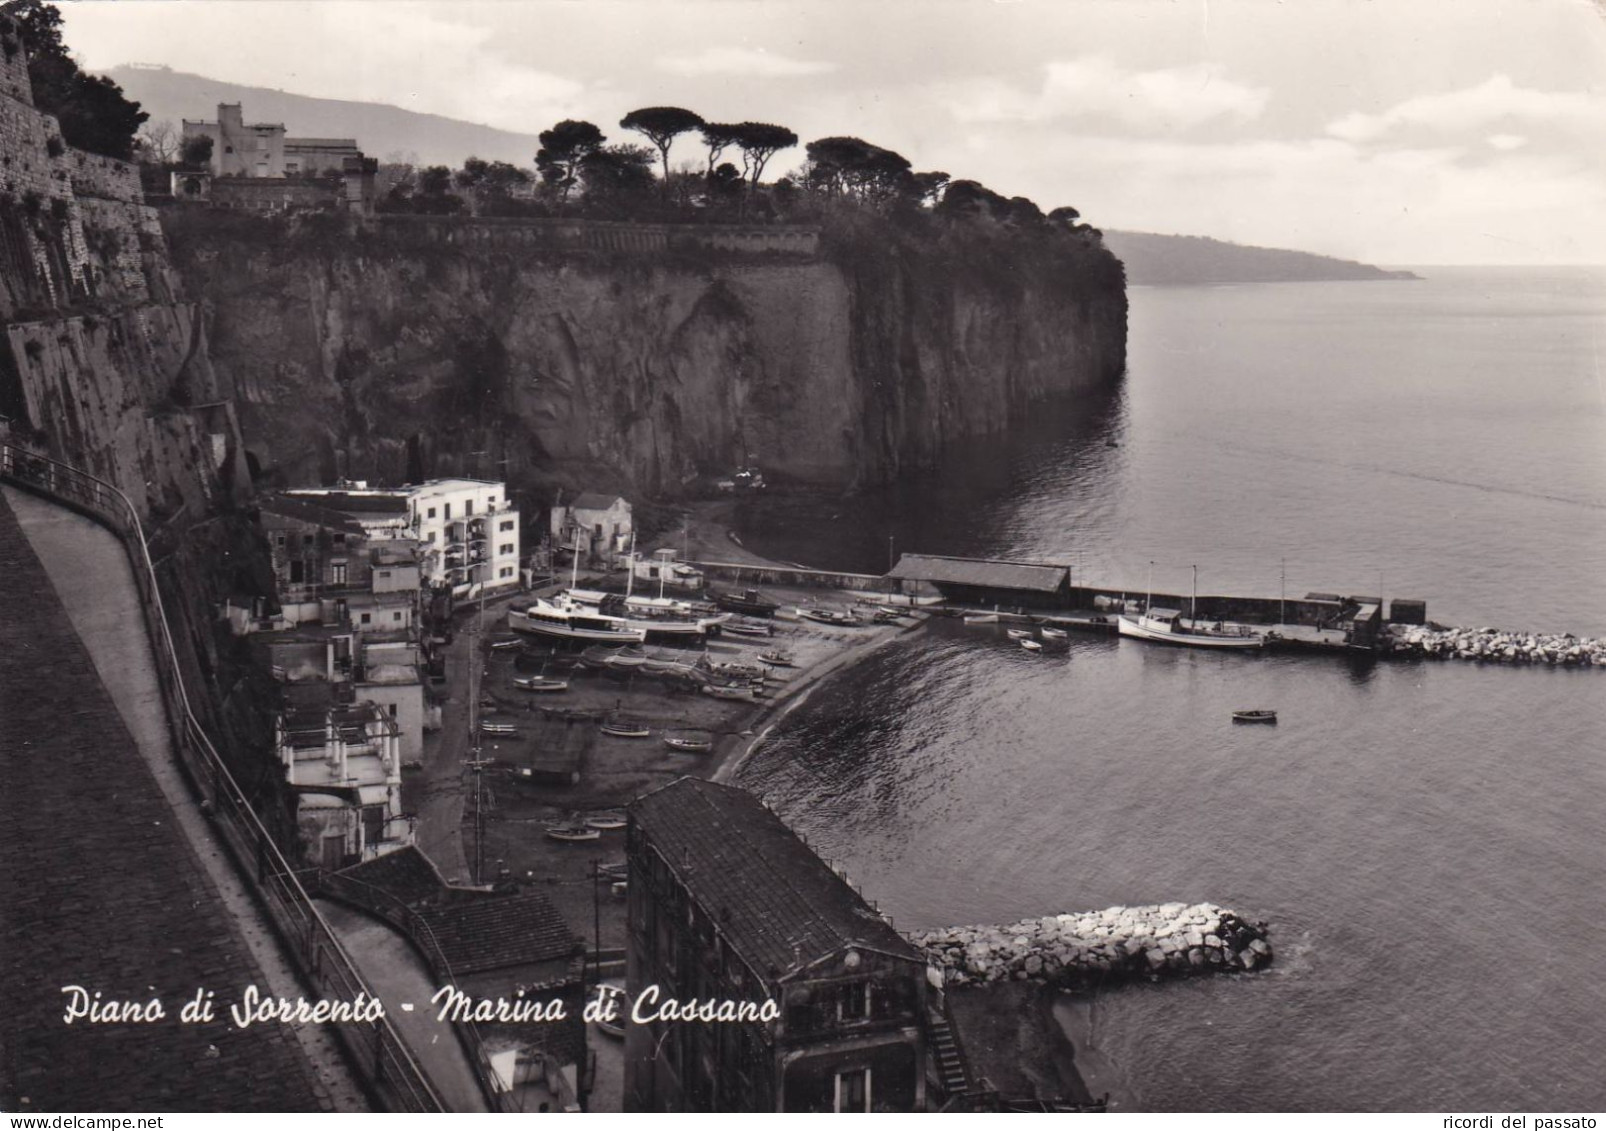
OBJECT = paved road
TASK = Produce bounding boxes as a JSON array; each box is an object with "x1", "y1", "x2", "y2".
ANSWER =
[
  {"x1": 0, "y1": 488, "x2": 357, "y2": 1112},
  {"x1": 315, "y1": 900, "x2": 489, "y2": 1113}
]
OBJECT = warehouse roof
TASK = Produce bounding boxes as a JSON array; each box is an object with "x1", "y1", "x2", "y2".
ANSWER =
[
  {"x1": 630, "y1": 778, "x2": 920, "y2": 980},
  {"x1": 886, "y1": 553, "x2": 1069, "y2": 593}
]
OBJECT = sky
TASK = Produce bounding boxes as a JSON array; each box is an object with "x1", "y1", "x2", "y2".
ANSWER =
[{"x1": 58, "y1": 0, "x2": 1606, "y2": 265}]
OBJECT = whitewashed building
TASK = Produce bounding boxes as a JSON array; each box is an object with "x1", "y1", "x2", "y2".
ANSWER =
[{"x1": 286, "y1": 478, "x2": 521, "y2": 597}]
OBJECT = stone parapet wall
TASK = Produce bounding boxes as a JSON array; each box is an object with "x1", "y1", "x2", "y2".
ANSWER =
[
  {"x1": 66, "y1": 147, "x2": 142, "y2": 203},
  {"x1": 0, "y1": 19, "x2": 32, "y2": 107}
]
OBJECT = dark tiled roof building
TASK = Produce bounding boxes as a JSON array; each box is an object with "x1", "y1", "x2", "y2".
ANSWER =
[{"x1": 625, "y1": 778, "x2": 929, "y2": 1112}]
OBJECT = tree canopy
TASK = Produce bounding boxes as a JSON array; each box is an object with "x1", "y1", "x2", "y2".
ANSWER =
[
  {"x1": 2, "y1": 0, "x2": 147, "y2": 160},
  {"x1": 728, "y1": 122, "x2": 797, "y2": 188},
  {"x1": 620, "y1": 106, "x2": 704, "y2": 186},
  {"x1": 535, "y1": 119, "x2": 606, "y2": 202}
]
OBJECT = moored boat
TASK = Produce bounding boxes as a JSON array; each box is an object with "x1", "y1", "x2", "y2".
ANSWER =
[
  {"x1": 509, "y1": 595, "x2": 648, "y2": 644},
  {"x1": 546, "y1": 825, "x2": 601, "y2": 843},
  {"x1": 663, "y1": 729, "x2": 714, "y2": 753},
  {"x1": 1232, "y1": 709, "x2": 1278, "y2": 723},
  {"x1": 701, "y1": 682, "x2": 765, "y2": 701},
  {"x1": 722, "y1": 617, "x2": 774, "y2": 638},
  {"x1": 513, "y1": 676, "x2": 569, "y2": 693},
  {"x1": 1117, "y1": 608, "x2": 1264, "y2": 650},
  {"x1": 800, "y1": 607, "x2": 864, "y2": 627},
  {"x1": 964, "y1": 611, "x2": 1000, "y2": 625},
  {"x1": 1006, "y1": 628, "x2": 1033, "y2": 640},
  {"x1": 599, "y1": 713, "x2": 651, "y2": 738},
  {"x1": 480, "y1": 722, "x2": 518, "y2": 736},
  {"x1": 759, "y1": 649, "x2": 796, "y2": 667},
  {"x1": 1040, "y1": 627, "x2": 1068, "y2": 641},
  {"x1": 584, "y1": 813, "x2": 628, "y2": 831},
  {"x1": 1021, "y1": 639, "x2": 1043, "y2": 652},
  {"x1": 710, "y1": 587, "x2": 780, "y2": 617}
]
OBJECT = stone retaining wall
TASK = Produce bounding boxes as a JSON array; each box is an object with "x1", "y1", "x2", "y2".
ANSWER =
[{"x1": 912, "y1": 901, "x2": 1273, "y2": 988}]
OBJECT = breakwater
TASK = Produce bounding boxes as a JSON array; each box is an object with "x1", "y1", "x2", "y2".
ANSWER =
[
  {"x1": 1382, "y1": 625, "x2": 1606, "y2": 666},
  {"x1": 911, "y1": 902, "x2": 1272, "y2": 988}
]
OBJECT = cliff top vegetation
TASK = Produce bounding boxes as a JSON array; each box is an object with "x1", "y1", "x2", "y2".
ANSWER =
[{"x1": 1, "y1": 0, "x2": 147, "y2": 160}]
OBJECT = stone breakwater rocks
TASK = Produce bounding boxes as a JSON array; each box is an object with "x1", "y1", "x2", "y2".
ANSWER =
[
  {"x1": 911, "y1": 902, "x2": 1272, "y2": 988},
  {"x1": 1383, "y1": 625, "x2": 1606, "y2": 667}
]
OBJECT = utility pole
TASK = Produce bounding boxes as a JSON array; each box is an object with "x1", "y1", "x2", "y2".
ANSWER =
[
  {"x1": 887, "y1": 532, "x2": 895, "y2": 574},
  {"x1": 464, "y1": 558, "x2": 491, "y2": 884}
]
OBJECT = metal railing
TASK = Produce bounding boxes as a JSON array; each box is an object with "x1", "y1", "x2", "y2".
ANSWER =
[
  {"x1": 317, "y1": 868, "x2": 519, "y2": 1112},
  {"x1": 0, "y1": 442, "x2": 445, "y2": 1112}
]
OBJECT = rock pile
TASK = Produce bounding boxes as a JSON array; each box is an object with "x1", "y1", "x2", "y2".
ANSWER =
[
  {"x1": 1383, "y1": 625, "x2": 1606, "y2": 666},
  {"x1": 911, "y1": 902, "x2": 1272, "y2": 988}
]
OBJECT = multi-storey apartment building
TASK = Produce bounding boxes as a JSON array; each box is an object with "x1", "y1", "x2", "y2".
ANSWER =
[
  {"x1": 625, "y1": 778, "x2": 929, "y2": 1113},
  {"x1": 285, "y1": 478, "x2": 521, "y2": 596}
]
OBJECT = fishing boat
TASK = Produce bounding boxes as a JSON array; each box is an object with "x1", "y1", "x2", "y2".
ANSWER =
[
  {"x1": 722, "y1": 617, "x2": 774, "y2": 638},
  {"x1": 703, "y1": 659, "x2": 767, "y2": 681},
  {"x1": 1040, "y1": 627, "x2": 1068, "y2": 641},
  {"x1": 800, "y1": 607, "x2": 864, "y2": 627},
  {"x1": 565, "y1": 588, "x2": 727, "y2": 639},
  {"x1": 710, "y1": 587, "x2": 780, "y2": 617},
  {"x1": 1232, "y1": 709, "x2": 1278, "y2": 724},
  {"x1": 513, "y1": 676, "x2": 569, "y2": 693},
  {"x1": 759, "y1": 649, "x2": 796, "y2": 667},
  {"x1": 546, "y1": 825, "x2": 602, "y2": 843},
  {"x1": 964, "y1": 610, "x2": 1000, "y2": 625},
  {"x1": 1117, "y1": 565, "x2": 1264, "y2": 650},
  {"x1": 584, "y1": 813, "x2": 628, "y2": 831},
  {"x1": 599, "y1": 713, "x2": 651, "y2": 738},
  {"x1": 1021, "y1": 639, "x2": 1043, "y2": 652},
  {"x1": 702, "y1": 682, "x2": 765, "y2": 701},
  {"x1": 663, "y1": 729, "x2": 714, "y2": 753},
  {"x1": 1006, "y1": 628, "x2": 1033, "y2": 640}
]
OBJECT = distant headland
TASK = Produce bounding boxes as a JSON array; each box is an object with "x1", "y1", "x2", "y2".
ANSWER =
[{"x1": 1104, "y1": 230, "x2": 1420, "y2": 285}]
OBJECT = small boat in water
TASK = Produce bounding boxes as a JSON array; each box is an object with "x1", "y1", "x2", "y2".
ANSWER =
[
  {"x1": 1232, "y1": 709, "x2": 1278, "y2": 724},
  {"x1": 513, "y1": 676, "x2": 569, "y2": 693},
  {"x1": 584, "y1": 813, "x2": 627, "y2": 831},
  {"x1": 663, "y1": 729, "x2": 714, "y2": 753},
  {"x1": 1040, "y1": 627, "x2": 1068, "y2": 641},
  {"x1": 1006, "y1": 628, "x2": 1033, "y2": 640},
  {"x1": 546, "y1": 825, "x2": 602, "y2": 843},
  {"x1": 1021, "y1": 639, "x2": 1043, "y2": 652},
  {"x1": 599, "y1": 714, "x2": 651, "y2": 738},
  {"x1": 964, "y1": 611, "x2": 1000, "y2": 625}
]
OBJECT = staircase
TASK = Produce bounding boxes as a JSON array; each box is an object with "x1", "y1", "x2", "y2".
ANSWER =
[{"x1": 927, "y1": 1008, "x2": 971, "y2": 1100}]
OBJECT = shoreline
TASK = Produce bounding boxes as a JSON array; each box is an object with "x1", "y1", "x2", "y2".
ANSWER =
[{"x1": 1051, "y1": 993, "x2": 1125, "y2": 1111}]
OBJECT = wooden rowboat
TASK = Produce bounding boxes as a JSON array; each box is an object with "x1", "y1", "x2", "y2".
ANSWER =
[{"x1": 1231, "y1": 709, "x2": 1278, "y2": 724}]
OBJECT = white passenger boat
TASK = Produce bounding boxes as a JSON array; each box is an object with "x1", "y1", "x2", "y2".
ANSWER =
[
  {"x1": 508, "y1": 595, "x2": 648, "y2": 644},
  {"x1": 1118, "y1": 565, "x2": 1264, "y2": 650},
  {"x1": 1117, "y1": 608, "x2": 1264, "y2": 649}
]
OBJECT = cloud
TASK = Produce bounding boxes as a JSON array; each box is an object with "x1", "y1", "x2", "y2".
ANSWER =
[
  {"x1": 1326, "y1": 75, "x2": 1606, "y2": 144},
  {"x1": 1486, "y1": 134, "x2": 1528, "y2": 151},
  {"x1": 948, "y1": 57, "x2": 1269, "y2": 133},
  {"x1": 657, "y1": 47, "x2": 836, "y2": 78}
]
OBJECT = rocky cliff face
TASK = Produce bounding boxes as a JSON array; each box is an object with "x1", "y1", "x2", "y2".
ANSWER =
[{"x1": 162, "y1": 210, "x2": 1126, "y2": 498}]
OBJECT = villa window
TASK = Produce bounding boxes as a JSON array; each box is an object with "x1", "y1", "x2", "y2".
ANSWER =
[
  {"x1": 428, "y1": 507, "x2": 437, "y2": 519},
  {"x1": 837, "y1": 982, "x2": 870, "y2": 1021},
  {"x1": 444, "y1": 503, "x2": 452, "y2": 521},
  {"x1": 500, "y1": 520, "x2": 514, "y2": 532},
  {"x1": 835, "y1": 1069, "x2": 870, "y2": 1113},
  {"x1": 499, "y1": 543, "x2": 514, "y2": 556},
  {"x1": 360, "y1": 613, "x2": 372, "y2": 625}
]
